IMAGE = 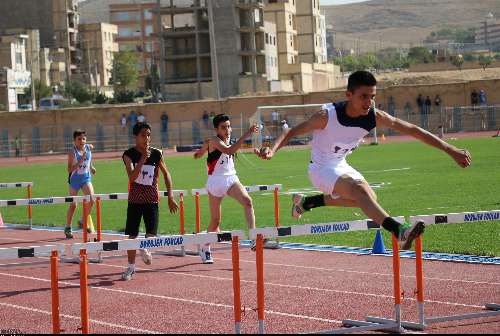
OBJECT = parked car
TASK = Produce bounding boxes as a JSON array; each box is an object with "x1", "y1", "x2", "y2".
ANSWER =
[
  {"x1": 38, "y1": 97, "x2": 67, "y2": 110},
  {"x1": 18, "y1": 104, "x2": 33, "y2": 111}
]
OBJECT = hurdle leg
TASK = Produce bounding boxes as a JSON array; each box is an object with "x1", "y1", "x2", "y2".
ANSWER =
[
  {"x1": 51, "y1": 251, "x2": 61, "y2": 334},
  {"x1": 179, "y1": 193, "x2": 186, "y2": 256},
  {"x1": 232, "y1": 236, "x2": 242, "y2": 334},
  {"x1": 366, "y1": 236, "x2": 427, "y2": 331},
  {"x1": 79, "y1": 249, "x2": 90, "y2": 334},
  {"x1": 27, "y1": 184, "x2": 33, "y2": 229},
  {"x1": 256, "y1": 234, "x2": 265, "y2": 334},
  {"x1": 341, "y1": 236, "x2": 403, "y2": 333},
  {"x1": 82, "y1": 200, "x2": 89, "y2": 243}
]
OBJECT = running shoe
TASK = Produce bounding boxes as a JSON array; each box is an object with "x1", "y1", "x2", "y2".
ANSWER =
[
  {"x1": 292, "y1": 193, "x2": 307, "y2": 219},
  {"x1": 64, "y1": 227, "x2": 73, "y2": 239},
  {"x1": 200, "y1": 247, "x2": 214, "y2": 264},
  {"x1": 398, "y1": 221, "x2": 425, "y2": 250},
  {"x1": 78, "y1": 218, "x2": 92, "y2": 233},
  {"x1": 140, "y1": 249, "x2": 152, "y2": 265},
  {"x1": 121, "y1": 266, "x2": 135, "y2": 281}
]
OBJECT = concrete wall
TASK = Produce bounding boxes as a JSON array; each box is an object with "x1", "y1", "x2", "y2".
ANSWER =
[{"x1": 1, "y1": 78, "x2": 500, "y2": 151}]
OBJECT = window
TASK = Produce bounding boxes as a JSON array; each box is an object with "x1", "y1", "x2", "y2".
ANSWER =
[
  {"x1": 144, "y1": 9, "x2": 152, "y2": 20},
  {"x1": 15, "y1": 52, "x2": 23, "y2": 66},
  {"x1": 265, "y1": 33, "x2": 269, "y2": 44},
  {"x1": 111, "y1": 11, "x2": 140, "y2": 22},
  {"x1": 145, "y1": 25, "x2": 153, "y2": 36}
]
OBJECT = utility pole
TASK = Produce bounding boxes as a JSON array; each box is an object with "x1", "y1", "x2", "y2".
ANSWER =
[
  {"x1": 207, "y1": 0, "x2": 221, "y2": 100},
  {"x1": 29, "y1": 34, "x2": 37, "y2": 110},
  {"x1": 156, "y1": 0, "x2": 166, "y2": 100}
]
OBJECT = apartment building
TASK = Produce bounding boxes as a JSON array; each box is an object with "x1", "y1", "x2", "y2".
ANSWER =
[{"x1": 476, "y1": 13, "x2": 500, "y2": 47}]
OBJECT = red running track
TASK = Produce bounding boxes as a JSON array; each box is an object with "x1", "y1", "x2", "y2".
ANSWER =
[{"x1": 0, "y1": 227, "x2": 499, "y2": 334}]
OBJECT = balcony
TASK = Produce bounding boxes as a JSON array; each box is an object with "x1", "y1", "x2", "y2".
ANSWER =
[{"x1": 236, "y1": 0, "x2": 265, "y2": 10}]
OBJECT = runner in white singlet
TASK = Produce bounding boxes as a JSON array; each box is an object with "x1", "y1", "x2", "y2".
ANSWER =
[{"x1": 256, "y1": 71, "x2": 472, "y2": 250}]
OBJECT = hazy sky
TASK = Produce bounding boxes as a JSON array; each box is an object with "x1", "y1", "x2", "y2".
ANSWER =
[{"x1": 321, "y1": 0, "x2": 369, "y2": 5}]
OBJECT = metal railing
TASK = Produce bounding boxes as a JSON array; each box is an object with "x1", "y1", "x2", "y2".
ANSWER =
[{"x1": 0, "y1": 105, "x2": 498, "y2": 157}]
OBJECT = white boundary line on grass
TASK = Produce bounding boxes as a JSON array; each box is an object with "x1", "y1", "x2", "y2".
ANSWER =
[{"x1": 0, "y1": 302, "x2": 160, "y2": 334}]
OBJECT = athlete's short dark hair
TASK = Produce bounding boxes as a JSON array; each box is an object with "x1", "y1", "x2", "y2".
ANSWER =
[
  {"x1": 347, "y1": 71, "x2": 377, "y2": 92},
  {"x1": 73, "y1": 129, "x2": 86, "y2": 139},
  {"x1": 213, "y1": 114, "x2": 230, "y2": 128},
  {"x1": 133, "y1": 122, "x2": 151, "y2": 136}
]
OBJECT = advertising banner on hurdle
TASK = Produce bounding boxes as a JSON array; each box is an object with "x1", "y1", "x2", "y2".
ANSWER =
[
  {"x1": 410, "y1": 210, "x2": 500, "y2": 225},
  {"x1": 249, "y1": 217, "x2": 405, "y2": 240},
  {"x1": 71, "y1": 231, "x2": 245, "y2": 256}
]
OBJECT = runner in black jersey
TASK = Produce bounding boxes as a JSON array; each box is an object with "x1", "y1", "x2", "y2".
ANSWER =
[{"x1": 121, "y1": 122, "x2": 179, "y2": 281}]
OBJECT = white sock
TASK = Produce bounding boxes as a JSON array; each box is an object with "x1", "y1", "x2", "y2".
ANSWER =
[{"x1": 128, "y1": 263, "x2": 135, "y2": 271}]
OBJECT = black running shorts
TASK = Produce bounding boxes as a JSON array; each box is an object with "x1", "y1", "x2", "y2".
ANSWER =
[{"x1": 125, "y1": 203, "x2": 159, "y2": 237}]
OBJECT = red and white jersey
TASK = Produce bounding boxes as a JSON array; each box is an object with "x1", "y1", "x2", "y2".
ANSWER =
[
  {"x1": 207, "y1": 139, "x2": 236, "y2": 176},
  {"x1": 310, "y1": 101, "x2": 376, "y2": 169}
]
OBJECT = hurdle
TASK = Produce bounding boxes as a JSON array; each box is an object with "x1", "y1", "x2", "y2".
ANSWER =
[
  {"x1": 0, "y1": 244, "x2": 64, "y2": 334},
  {"x1": 87, "y1": 190, "x2": 188, "y2": 260},
  {"x1": 362, "y1": 209, "x2": 500, "y2": 331},
  {"x1": 337, "y1": 209, "x2": 500, "y2": 331},
  {"x1": 0, "y1": 194, "x2": 88, "y2": 237},
  {"x1": 72, "y1": 230, "x2": 245, "y2": 334},
  {"x1": 249, "y1": 217, "x2": 406, "y2": 334},
  {"x1": 191, "y1": 184, "x2": 282, "y2": 250},
  {"x1": 0, "y1": 182, "x2": 34, "y2": 229}
]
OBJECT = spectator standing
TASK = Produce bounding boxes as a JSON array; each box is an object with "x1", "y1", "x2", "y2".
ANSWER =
[
  {"x1": 202, "y1": 110, "x2": 209, "y2": 129},
  {"x1": 471, "y1": 89, "x2": 479, "y2": 106},
  {"x1": 137, "y1": 112, "x2": 146, "y2": 123},
  {"x1": 160, "y1": 112, "x2": 169, "y2": 148}
]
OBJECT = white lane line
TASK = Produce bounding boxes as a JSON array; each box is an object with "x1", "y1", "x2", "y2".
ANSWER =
[
  {"x1": 0, "y1": 272, "x2": 341, "y2": 325},
  {"x1": 364, "y1": 167, "x2": 411, "y2": 173},
  {"x1": 81, "y1": 263, "x2": 486, "y2": 309},
  {"x1": 0, "y1": 302, "x2": 160, "y2": 334},
  {"x1": 205, "y1": 255, "x2": 500, "y2": 287}
]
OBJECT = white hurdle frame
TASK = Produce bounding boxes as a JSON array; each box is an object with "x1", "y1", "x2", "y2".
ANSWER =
[{"x1": 0, "y1": 182, "x2": 34, "y2": 229}]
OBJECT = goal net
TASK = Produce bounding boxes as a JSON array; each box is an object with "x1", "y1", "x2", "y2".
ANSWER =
[{"x1": 249, "y1": 104, "x2": 326, "y2": 148}]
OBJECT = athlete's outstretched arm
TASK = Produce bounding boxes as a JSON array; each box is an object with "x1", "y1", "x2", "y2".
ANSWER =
[
  {"x1": 211, "y1": 124, "x2": 259, "y2": 156},
  {"x1": 376, "y1": 109, "x2": 471, "y2": 168},
  {"x1": 159, "y1": 159, "x2": 179, "y2": 214},
  {"x1": 258, "y1": 111, "x2": 328, "y2": 160},
  {"x1": 194, "y1": 139, "x2": 209, "y2": 159}
]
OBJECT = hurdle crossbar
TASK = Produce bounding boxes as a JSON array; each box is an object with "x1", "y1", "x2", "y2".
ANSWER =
[
  {"x1": 0, "y1": 244, "x2": 65, "y2": 260},
  {"x1": 250, "y1": 219, "x2": 405, "y2": 334},
  {"x1": 410, "y1": 210, "x2": 500, "y2": 225},
  {"x1": 0, "y1": 182, "x2": 34, "y2": 229},
  {"x1": 71, "y1": 230, "x2": 245, "y2": 255},
  {"x1": 190, "y1": 184, "x2": 283, "y2": 253},
  {"x1": 0, "y1": 195, "x2": 87, "y2": 207},
  {"x1": 87, "y1": 190, "x2": 186, "y2": 201},
  {"x1": 191, "y1": 184, "x2": 282, "y2": 196},
  {"x1": 249, "y1": 217, "x2": 404, "y2": 240}
]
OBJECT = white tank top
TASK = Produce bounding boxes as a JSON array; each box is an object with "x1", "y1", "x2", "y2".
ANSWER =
[
  {"x1": 207, "y1": 138, "x2": 237, "y2": 176},
  {"x1": 310, "y1": 102, "x2": 376, "y2": 169}
]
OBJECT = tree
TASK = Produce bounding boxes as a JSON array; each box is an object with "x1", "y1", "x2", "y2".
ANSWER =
[
  {"x1": 110, "y1": 51, "x2": 139, "y2": 93},
  {"x1": 451, "y1": 54, "x2": 464, "y2": 71},
  {"x1": 478, "y1": 55, "x2": 492, "y2": 70},
  {"x1": 63, "y1": 80, "x2": 94, "y2": 103},
  {"x1": 408, "y1": 47, "x2": 436, "y2": 64},
  {"x1": 24, "y1": 80, "x2": 52, "y2": 102},
  {"x1": 145, "y1": 63, "x2": 160, "y2": 95}
]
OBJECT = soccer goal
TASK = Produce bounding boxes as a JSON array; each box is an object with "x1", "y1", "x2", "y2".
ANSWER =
[{"x1": 250, "y1": 104, "x2": 326, "y2": 148}]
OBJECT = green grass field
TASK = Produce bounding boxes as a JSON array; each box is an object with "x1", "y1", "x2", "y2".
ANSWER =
[{"x1": 1, "y1": 137, "x2": 499, "y2": 256}]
